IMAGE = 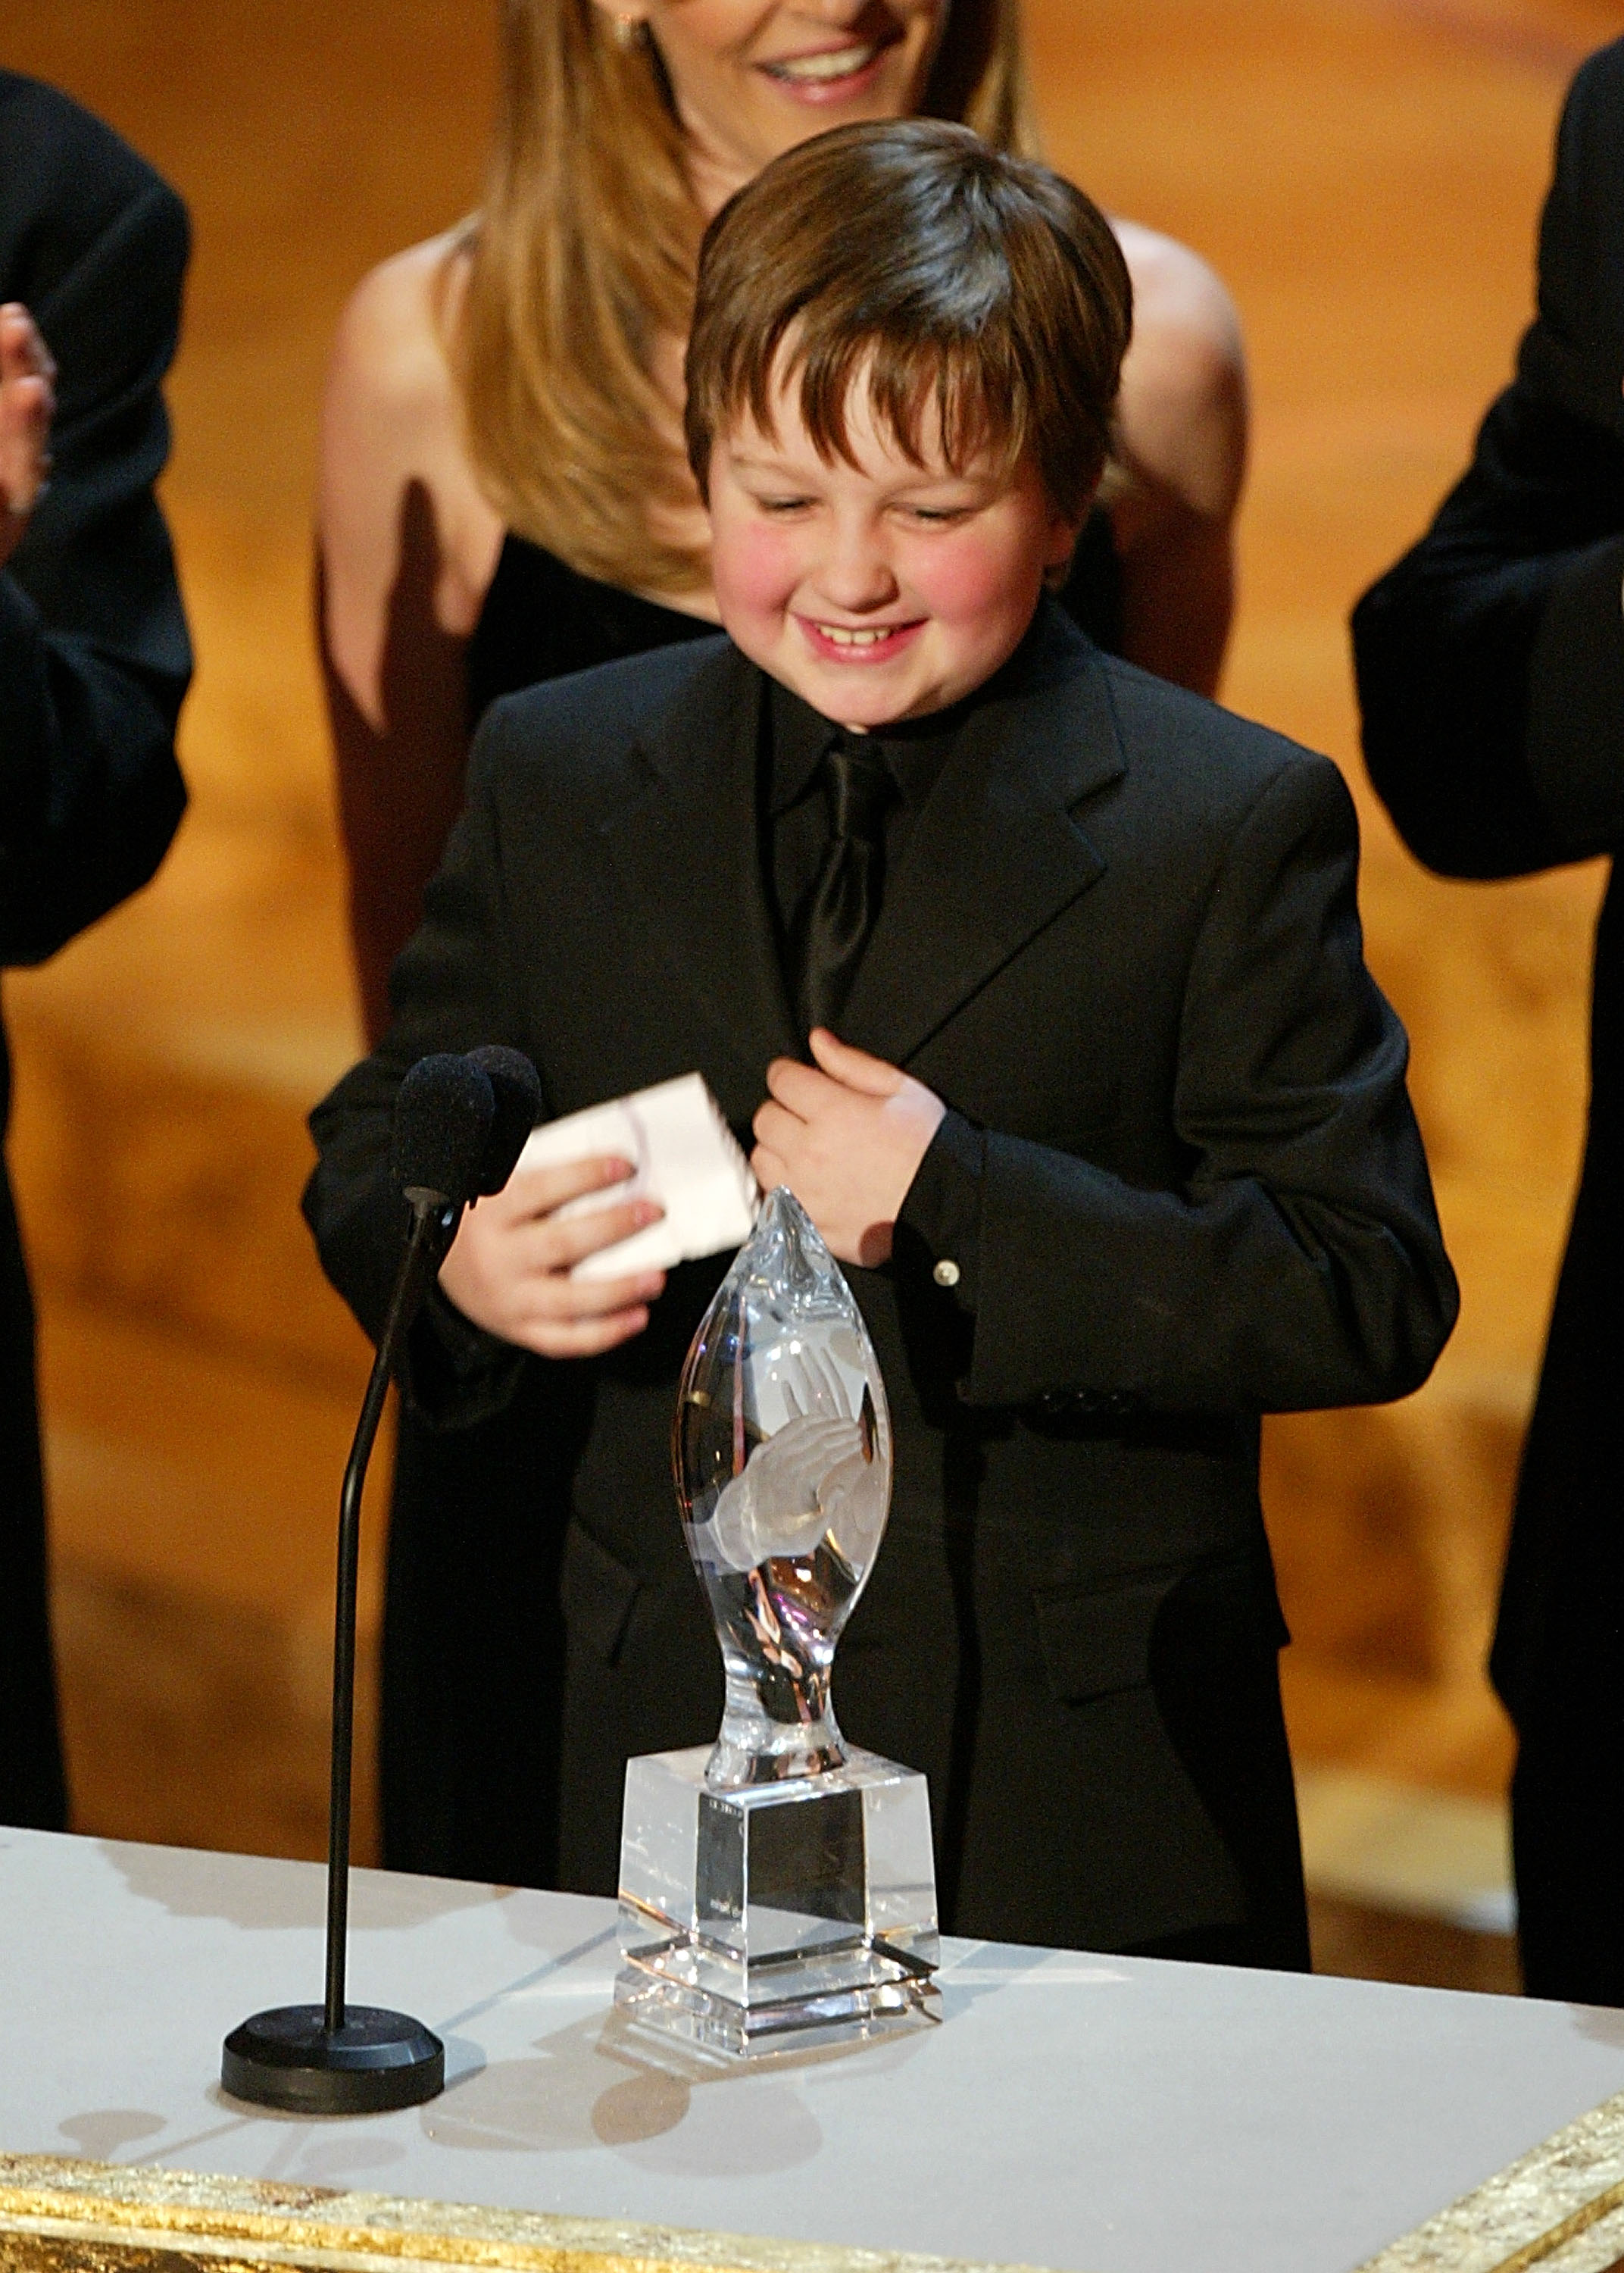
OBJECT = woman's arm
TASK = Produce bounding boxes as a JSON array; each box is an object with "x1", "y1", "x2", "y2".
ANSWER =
[
  {"x1": 1107, "y1": 222, "x2": 1248, "y2": 699},
  {"x1": 317, "y1": 234, "x2": 504, "y2": 1043}
]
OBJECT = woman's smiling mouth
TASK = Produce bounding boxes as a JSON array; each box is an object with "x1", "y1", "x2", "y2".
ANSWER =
[{"x1": 758, "y1": 41, "x2": 895, "y2": 98}]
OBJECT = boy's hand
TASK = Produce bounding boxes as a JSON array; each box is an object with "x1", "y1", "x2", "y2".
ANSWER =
[
  {"x1": 0, "y1": 304, "x2": 55, "y2": 567},
  {"x1": 438, "y1": 1154, "x2": 666, "y2": 1357},
  {"x1": 751, "y1": 1029, "x2": 946, "y2": 1268}
]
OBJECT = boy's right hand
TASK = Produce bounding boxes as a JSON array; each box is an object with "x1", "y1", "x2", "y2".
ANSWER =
[{"x1": 437, "y1": 1155, "x2": 666, "y2": 1358}]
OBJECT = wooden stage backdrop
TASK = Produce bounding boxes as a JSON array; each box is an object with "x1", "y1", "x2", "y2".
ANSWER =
[{"x1": 4, "y1": 0, "x2": 1621, "y2": 1963}]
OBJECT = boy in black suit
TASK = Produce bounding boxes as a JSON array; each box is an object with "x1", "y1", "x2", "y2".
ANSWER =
[{"x1": 309, "y1": 121, "x2": 1457, "y2": 1963}]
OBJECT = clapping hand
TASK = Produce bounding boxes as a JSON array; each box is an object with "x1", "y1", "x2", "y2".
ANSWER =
[{"x1": 0, "y1": 305, "x2": 55, "y2": 568}]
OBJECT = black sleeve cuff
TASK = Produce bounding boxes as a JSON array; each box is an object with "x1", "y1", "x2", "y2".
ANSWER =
[
  {"x1": 896, "y1": 1108, "x2": 985, "y2": 1312},
  {"x1": 398, "y1": 1281, "x2": 526, "y2": 1431},
  {"x1": 1526, "y1": 533, "x2": 1624, "y2": 857}
]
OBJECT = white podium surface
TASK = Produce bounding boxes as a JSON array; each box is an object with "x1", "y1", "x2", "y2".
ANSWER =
[{"x1": 4, "y1": 1827, "x2": 1624, "y2": 2273}]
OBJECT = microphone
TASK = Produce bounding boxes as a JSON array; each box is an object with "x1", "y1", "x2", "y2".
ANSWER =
[
  {"x1": 224, "y1": 1054, "x2": 495, "y2": 2115},
  {"x1": 393, "y1": 1049, "x2": 500, "y2": 1209},
  {"x1": 465, "y1": 1043, "x2": 543, "y2": 1196}
]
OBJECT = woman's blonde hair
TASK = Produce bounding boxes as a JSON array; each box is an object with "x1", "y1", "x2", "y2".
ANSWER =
[{"x1": 456, "y1": 0, "x2": 1035, "y2": 599}]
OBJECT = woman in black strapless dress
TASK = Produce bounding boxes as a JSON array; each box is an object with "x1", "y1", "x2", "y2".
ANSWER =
[{"x1": 319, "y1": 0, "x2": 1248, "y2": 1890}]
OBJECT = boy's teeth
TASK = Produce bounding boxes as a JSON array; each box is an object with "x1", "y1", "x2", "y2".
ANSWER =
[
  {"x1": 768, "y1": 45, "x2": 876, "y2": 83},
  {"x1": 820, "y1": 624, "x2": 896, "y2": 646}
]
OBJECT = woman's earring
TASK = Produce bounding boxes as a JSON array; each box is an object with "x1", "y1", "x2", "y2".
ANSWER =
[{"x1": 612, "y1": 12, "x2": 645, "y2": 48}]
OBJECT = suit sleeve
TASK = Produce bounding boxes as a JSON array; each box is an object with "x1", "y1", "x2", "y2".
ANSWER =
[
  {"x1": 1353, "y1": 42, "x2": 1624, "y2": 879},
  {"x1": 0, "y1": 145, "x2": 191, "y2": 964},
  {"x1": 304, "y1": 721, "x2": 530, "y2": 1427},
  {"x1": 962, "y1": 755, "x2": 1459, "y2": 1414}
]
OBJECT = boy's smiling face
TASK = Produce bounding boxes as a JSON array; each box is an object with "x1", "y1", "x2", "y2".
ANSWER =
[{"x1": 706, "y1": 367, "x2": 1082, "y2": 729}]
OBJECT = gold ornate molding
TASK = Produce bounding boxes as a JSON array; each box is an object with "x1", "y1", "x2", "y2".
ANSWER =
[
  {"x1": 13, "y1": 2096, "x2": 1624, "y2": 2273},
  {"x1": 1354, "y1": 2088, "x2": 1624, "y2": 2273},
  {"x1": 0, "y1": 2156, "x2": 1057, "y2": 2273}
]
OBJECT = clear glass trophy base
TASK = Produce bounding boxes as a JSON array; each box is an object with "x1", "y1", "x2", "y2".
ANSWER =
[{"x1": 615, "y1": 1743, "x2": 941, "y2": 2061}]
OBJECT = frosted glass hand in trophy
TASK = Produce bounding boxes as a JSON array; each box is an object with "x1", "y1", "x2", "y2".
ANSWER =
[{"x1": 615, "y1": 1187, "x2": 940, "y2": 2056}]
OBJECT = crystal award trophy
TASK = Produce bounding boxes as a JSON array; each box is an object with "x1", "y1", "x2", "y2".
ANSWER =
[{"x1": 615, "y1": 1187, "x2": 940, "y2": 2057}]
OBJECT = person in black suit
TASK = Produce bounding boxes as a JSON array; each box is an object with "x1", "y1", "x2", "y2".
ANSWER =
[
  {"x1": 1354, "y1": 40, "x2": 1624, "y2": 2005},
  {"x1": 308, "y1": 121, "x2": 1456, "y2": 1960},
  {"x1": 0, "y1": 74, "x2": 191, "y2": 1829}
]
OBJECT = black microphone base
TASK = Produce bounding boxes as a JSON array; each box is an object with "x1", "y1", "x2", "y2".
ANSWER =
[{"x1": 222, "y1": 2005, "x2": 445, "y2": 2114}]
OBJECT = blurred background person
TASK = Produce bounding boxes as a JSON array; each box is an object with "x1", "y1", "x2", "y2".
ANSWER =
[
  {"x1": 317, "y1": 0, "x2": 1251, "y2": 1892},
  {"x1": 0, "y1": 71, "x2": 190, "y2": 1831},
  {"x1": 1354, "y1": 39, "x2": 1624, "y2": 2006}
]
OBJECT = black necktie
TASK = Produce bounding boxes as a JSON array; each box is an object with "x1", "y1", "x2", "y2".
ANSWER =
[{"x1": 792, "y1": 736, "x2": 898, "y2": 1037}]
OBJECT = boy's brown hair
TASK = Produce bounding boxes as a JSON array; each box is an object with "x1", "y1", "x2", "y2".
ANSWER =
[{"x1": 684, "y1": 120, "x2": 1132, "y2": 524}]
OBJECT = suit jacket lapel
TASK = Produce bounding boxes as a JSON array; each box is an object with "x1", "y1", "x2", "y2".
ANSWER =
[
  {"x1": 601, "y1": 642, "x2": 800, "y2": 1092},
  {"x1": 840, "y1": 606, "x2": 1126, "y2": 1067}
]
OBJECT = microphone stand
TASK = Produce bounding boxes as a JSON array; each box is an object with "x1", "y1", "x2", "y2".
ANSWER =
[{"x1": 222, "y1": 1193, "x2": 453, "y2": 2114}]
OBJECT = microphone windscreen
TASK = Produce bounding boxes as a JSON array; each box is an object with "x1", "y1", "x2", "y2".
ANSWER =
[
  {"x1": 465, "y1": 1045, "x2": 545, "y2": 1196},
  {"x1": 390, "y1": 1053, "x2": 495, "y2": 1208}
]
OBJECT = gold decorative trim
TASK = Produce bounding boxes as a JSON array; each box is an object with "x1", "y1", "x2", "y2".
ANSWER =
[
  {"x1": 13, "y1": 2090, "x2": 1624, "y2": 2273},
  {"x1": 1354, "y1": 2088, "x2": 1624, "y2": 2272},
  {"x1": 0, "y1": 2158, "x2": 1059, "y2": 2273}
]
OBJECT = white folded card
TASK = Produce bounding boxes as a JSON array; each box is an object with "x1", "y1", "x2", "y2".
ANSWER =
[{"x1": 514, "y1": 1072, "x2": 760, "y2": 1281}]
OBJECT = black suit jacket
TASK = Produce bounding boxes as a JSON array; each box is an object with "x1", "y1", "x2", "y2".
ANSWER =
[
  {"x1": 308, "y1": 602, "x2": 1455, "y2": 1948},
  {"x1": 1352, "y1": 40, "x2": 1624, "y2": 1741},
  {"x1": 0, "y1": 75, "x2": 191, "y2": 1827}
]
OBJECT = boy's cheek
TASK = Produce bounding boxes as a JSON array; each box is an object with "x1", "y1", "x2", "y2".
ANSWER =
[
  {"x1": 911, "y1": 530, "x2": 1040, "y2": 630},
  {"x1": 710, "y1": 521, "x2": 801, "y2": 632}
]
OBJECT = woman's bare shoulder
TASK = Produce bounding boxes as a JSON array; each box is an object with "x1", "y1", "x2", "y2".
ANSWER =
[
  {"x1": 1111, "y1": 220, "x2": 1247, "y2": 524},
  {"x1": 326, "y1": 231, "x2": 470, "y2": 433},
  {"x1": 320, "y1": 230, "x2": 499, "y2": 708},
  {"x1": 1113, "y1": 220, "x2": 1241, "y2": 365}
]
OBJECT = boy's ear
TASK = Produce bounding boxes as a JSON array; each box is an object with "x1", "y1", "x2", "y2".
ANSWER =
[{"x1": 1042, "y1": 502, "x2": 1091, "y2": 592}]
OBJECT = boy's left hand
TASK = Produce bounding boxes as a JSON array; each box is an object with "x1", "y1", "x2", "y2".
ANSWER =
[{"x1": 752, "y1": 1029, "x2": 946, "y2": 1268}]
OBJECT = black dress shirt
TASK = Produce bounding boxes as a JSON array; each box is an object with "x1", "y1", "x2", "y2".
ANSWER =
[{"x1": 757, "y1": 675, "x2": 988, "y2": 1315}]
